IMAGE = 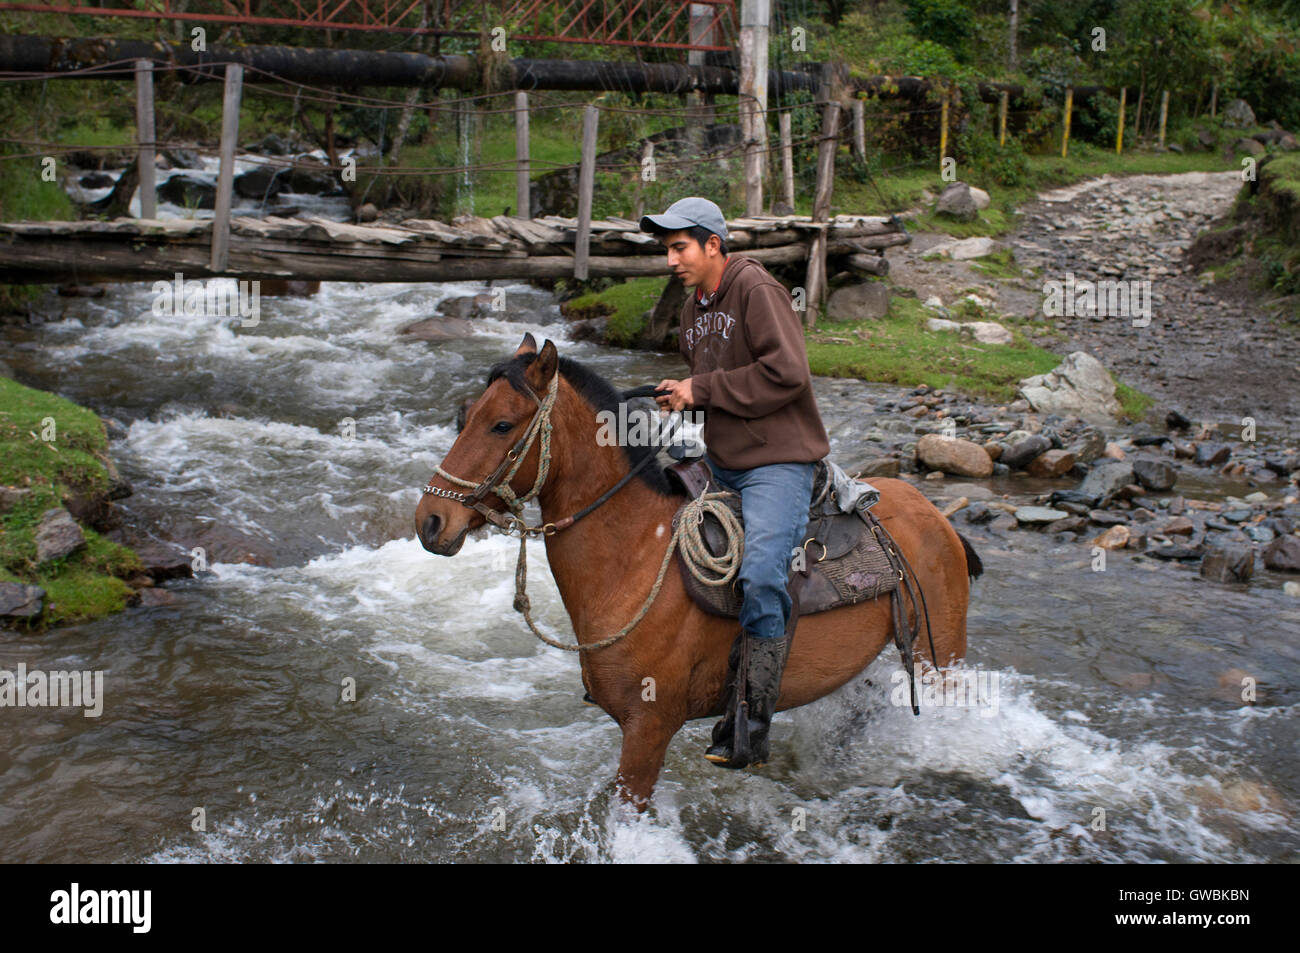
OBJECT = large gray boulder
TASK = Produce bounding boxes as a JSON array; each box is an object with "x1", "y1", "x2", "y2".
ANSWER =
[
  {"x1": 827, "y1": 281, "x2": 890, "y2": 321},
  {"x1": 936, "y1": 182, "x2": 979, "y2": 222},
  {"x1": 34, "y1": 508, "x2": 86, "y2": 564},
  {"x1": 1017, "y1": 352, "x2": 1123, "y2": 424},
  {"x1": 1223, "y1": 98, "x2": 1257, "y2": 129}
]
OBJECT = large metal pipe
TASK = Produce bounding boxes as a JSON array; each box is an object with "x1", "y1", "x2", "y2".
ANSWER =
[{"x1": 0, "y1": 34, "x2": 1106, "y2": 104}]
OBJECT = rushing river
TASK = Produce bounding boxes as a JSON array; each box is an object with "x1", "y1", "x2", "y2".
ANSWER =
[{"x1": 2, "y1": 280, "x2": 1296, "y2": 863}]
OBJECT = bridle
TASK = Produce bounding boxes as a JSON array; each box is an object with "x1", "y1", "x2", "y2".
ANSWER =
[
  {"x1": 419, "y1": 370, "x2": 691, "y2": 653},
  {"x1": 422, "y1": 371, "x2": 560, "y2": 538},
  {"x1": 420, "y1": 373, "x2": 676, "y2": 541}
]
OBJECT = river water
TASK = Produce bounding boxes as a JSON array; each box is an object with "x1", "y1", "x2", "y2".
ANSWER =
[{"x1": 2, "y1": 280, "x2": 1296, "y2": 863}]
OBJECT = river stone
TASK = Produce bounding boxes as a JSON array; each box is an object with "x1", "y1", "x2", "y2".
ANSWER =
[
  {"x1": 1201, "y1": 544, "x2": 1255, "y2": 583},
  {"x1": 1093, "y1": 525, "x2": 1130, "y2": 549},
  {"x1": 927, "y1": 317, "x2": 961, "y2": 332},
  {"x1": 1017, "y1": 351, "x2": 1122, "y2": 424},
  {"x1": 1132, "y1": 458, "x2": 1177, "y2": 491},
  {"x1": 1223, "y1": 98, "x2": 1257, "y2": 128},
  {"x1": 1263, "y1": 536, "x2": 1300, "y2": 572},
  {"x1": 1233, "y1": 137, "x2": 1266, "y2": 156},
  {"x1": 163, "y1": 148, "x2": 203, "y2": 170},
  {"x1": 848, "y1": 455, "x2": 900, "y2": 478},
  {"x1": 400, "y1": 316, "x2": 475, "y2": 342},
  {"x1": 1001, "y1": 435, "x2": 1051, "y2": 471},
  {"x1": 966, "y1": 321, "x2": 1012, "y2": 344},
  {"x1": 1014, "y1": 506, "x2": 1069, "y2": 525},
  {"x1": 968, "y1": 186, "x2": 991, "y2": 210},
  {"x1": 964, "y1": 502, "x2": 992, "y2": 524},
  {"x1": 827, "y1": 281, "x2": 890, "y2": 321},
  {"x1": 1163, "y1": 516, "x2": 1196, "y2": 536},
  {"x1": 936, "y1": 182, "x2": 979, "y2": 222},
  {"x1": 1286, "y1": 582, "x2": 1300, "y2": 597},
  {"x1": 137, "y1": 587, "x2": 178, "y2": 608},
  {"x1": 133, "y1": 541, "x2": 194, "y2": 581},
  {"x1": 915, "y1": 434, "x2": 993, "y2": 478},
  {"x1": 935, "y1": 482, "x2": 995, "y2": 501},
  {"x1": 1027, "y1": 449, "x2": 1077, "y2": 478},
  {"x1": 0, "y1": 582, "x2": 45, "y2": 619},
  {"x1": 157, "y1": 172, "x2": 216, "y2": 209},
  {"x1": 35, "y1": 508, "x2": 86, "y2": 564},
  {"x1": 1194, "y1": 442, "x2": 1231, "y2": 466},
  {"x1": 1147, "y1": 544, "x2": 1205, "y2": 560},
  {"x1": 234, "y1": 165, "x2": 284, "y2": 199},
  {"x1": 1078, "y1": 461, "x2": 1134, "y2": 506},
  {"x1": 1067, "y1": 426, "x2": 1107, "y2": 464}
]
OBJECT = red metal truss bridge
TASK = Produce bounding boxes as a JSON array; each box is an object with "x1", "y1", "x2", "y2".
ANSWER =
[{"x1": 0, "y1": 1, "x2": 738, "y2": 50}]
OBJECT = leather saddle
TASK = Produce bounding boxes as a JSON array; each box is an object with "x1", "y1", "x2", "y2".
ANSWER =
[{"x1": 666, "y1": 458, "x2": 900, "y2": 618}]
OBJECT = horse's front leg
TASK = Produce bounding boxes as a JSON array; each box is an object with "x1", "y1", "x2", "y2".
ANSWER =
[{"x1": 614, "y1": 712, "x2": 681, "y2": 811}]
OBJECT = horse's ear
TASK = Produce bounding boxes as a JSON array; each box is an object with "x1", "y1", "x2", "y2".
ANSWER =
[
  {"x1": 526, "y1": 339, "x2": 558, "y2": 390},
  {"x1": 514, "y1": 332, "x2": 537, "y2": 356}
]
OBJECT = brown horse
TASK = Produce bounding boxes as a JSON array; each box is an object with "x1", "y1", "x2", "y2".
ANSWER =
[{"x1": 416, "y1": 334, "x2": 981, "y2": 808}]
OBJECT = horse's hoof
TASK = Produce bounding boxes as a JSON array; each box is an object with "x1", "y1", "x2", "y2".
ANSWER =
[{"x1": 582, "y1": 691, "x2": 597, "y2": 706}]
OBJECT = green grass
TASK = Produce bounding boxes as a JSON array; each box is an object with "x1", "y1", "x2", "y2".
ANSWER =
[
  {"x1": 561, "y1": 276, "x2": 667, "y2": 346},
  {"x1": 806, "y1": 294, "x2": 1152, "y2": 419},
  {"x1": 968, "y1": 247, "x2": 1027, "y2": 280},
  {"x1": 0, "y1": 376, "x2": 142, "y2": 628}
]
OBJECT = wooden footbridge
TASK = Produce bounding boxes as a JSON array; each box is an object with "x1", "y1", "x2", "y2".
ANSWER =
[{"x1": 0, "y1": 212, "x2": 908, "y2": 285}]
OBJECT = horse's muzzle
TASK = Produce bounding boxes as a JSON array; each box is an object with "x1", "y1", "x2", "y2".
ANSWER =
[{"x1": 417, "y1": 512, "x2": 468, "y2": 556}]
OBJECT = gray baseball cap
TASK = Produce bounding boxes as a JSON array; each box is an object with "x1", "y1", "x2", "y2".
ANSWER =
[{"x1": 640, "y1": 197, "x2": 729, "y2": 241}]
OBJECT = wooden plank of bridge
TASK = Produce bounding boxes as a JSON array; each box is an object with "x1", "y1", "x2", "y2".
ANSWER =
[
  {"x1": 779, "y1": 109, "x2": 795, "y2": 210},
  {"x1": 210, "y1": 64, "x2": 243, "y2": 274},
  {"x1": 514, "y1": 91, "x2": 530, "y2": 220},
  {"x1": 134, "y1": 60, "x2": 156, "y2": 220},
  {"x1": 574, "y1": 104, "x2": 598, "y2": 281}
]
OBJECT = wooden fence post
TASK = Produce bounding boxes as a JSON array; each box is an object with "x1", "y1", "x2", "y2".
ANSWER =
[
  {"x1": 779, "y1": 108, "x2": 795, "y2": 210},
  {"x1": 804, "y1": 65, "x2": 840, "y2": 328},
  {"x1": 134, "y1": 60, "x2": 156, "y2": 220},
  {"x1": 210, "y1": 64, "x2": 243, "y2": 274},
  {"x1": 852, "y1": 98, "x2": 865, "y2": 159},
  {"x1": 514, "y1": 91, "x2": 530, "y2": 219},
  {"x1": 1116, "y1": 87, "x2": 1126, "y2": 154},
  {"x1": 574, "y1": 104, "x2": 598, "y2": 281},
  {"x1": 998, "y1": 89, "x2": 1008, "y2": 147},
  {"x1": 1210, "y1": 81, "x2": 1218, "y2": 119},
  {"x1": 1158, "y1": 90, "x2": 1169, "y2": 148},
  {"x1": 939, "y1": 90, "x2": 949, "y2": 172},
  {"x1": 1061, "y1": 86, "x2": 1073, "y2": 158}
]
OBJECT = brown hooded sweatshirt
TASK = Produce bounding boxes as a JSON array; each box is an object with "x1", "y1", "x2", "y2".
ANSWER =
[{"x1": 680, "y1": 255, "x2": 831, "y2": 470}]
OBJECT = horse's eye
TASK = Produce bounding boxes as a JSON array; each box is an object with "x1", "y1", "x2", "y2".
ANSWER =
[{"x1": 491, "y1": 420, "x2": 513, "y2": 434}]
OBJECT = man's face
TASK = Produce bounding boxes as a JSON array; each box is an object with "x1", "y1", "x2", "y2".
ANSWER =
[{"x1": 662, "y1": 230, "x2": 720, "y2": 289}]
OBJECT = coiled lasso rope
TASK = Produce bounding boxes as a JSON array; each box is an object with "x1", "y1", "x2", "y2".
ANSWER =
[{"x1": 516, "y1": 488, "x2": 746, "y2": 652}]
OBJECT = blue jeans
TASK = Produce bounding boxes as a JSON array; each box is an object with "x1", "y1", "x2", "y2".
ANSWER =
[{"x1": 705, "y1": 457, "x2": 815, "y2": 640}]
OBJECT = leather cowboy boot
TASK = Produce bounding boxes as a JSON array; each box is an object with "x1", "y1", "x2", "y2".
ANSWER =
[
  {"x1": 704, "y1": 632, "x2": 745, "y2": 764},
  {"x1": 704, "y1": 630, "x2": 793, "y2": 769}
]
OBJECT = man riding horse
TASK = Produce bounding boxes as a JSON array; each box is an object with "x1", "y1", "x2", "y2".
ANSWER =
[{"x1": 641, "y1": 197, "x2": 831, "y2": 770}]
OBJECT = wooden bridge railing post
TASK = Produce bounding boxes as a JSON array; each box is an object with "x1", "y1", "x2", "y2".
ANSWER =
[
  {"x1": 134, "y1": 60, "x2": 156, "y2": 220},
  {"x1": 211, "y1": 64, "x2": 243, "y2": 274},
  {"x1": 779, "y1": 108, "x2": 795, "y2": 210},
  {"x1": 1116, "y1": 87, "x2": 1126, "y2": 154},
  {"x1": 514, "y1": 91, "x2": 530, "y2": 219},
  {"x1": 1158, "y1": 90, "x2": 1169, "y2": 148},
  {"x1": 851, "y1": 97, "x2": 865, "y2": 160},
  {"x1": 998, "y1": 89, "x2": 1008, "y2": 147},
  {"x1": 574, "y1": 103, "x2": 598, "y2": 281}
]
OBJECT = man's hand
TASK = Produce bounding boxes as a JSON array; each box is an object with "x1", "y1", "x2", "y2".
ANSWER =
[{"x1": 655, "y1": 378, "x2": 695, "y2": 412}]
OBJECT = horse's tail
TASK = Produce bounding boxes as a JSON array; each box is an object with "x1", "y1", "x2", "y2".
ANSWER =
[{"x1": 957, "y1": 531, "x2": 983, "y2": 581}]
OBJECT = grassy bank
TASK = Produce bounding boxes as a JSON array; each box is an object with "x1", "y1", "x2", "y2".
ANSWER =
[
  {"x1": 806, "y1": 295, "x2": 1152, "y2": 420},
  {"x1": 0, "y1": 377, "x2": 141, "y2": 627}
]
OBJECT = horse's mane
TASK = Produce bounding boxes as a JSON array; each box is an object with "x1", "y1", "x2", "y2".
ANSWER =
[{"x1": 486, "y1": 352, "x2": 683, "y2": 498}]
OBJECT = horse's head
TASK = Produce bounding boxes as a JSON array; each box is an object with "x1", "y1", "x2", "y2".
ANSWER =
[{"x1": 415, "y1": 333, "x2": 559, "y2": 555}]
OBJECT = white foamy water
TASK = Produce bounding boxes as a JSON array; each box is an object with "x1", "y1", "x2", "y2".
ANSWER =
[{"x1": 3, "y1": 279, "x2": 1295, "y2": 864}]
